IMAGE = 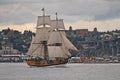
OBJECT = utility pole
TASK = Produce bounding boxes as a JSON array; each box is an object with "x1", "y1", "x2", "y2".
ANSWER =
[
  {"x1": 116, "y1": 41, "x2": 119, "y2": 56},
  {"x1": 110, "y1": 41, "x2": 114, "y2": 57},
  {"x1": 102, "y1": 40, "x2": 105, "y2": 56}
]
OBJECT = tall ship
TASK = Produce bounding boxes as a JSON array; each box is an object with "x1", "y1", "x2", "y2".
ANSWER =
[{"x1": 26, "y1": 9, "x2": 78, "y2": 67}]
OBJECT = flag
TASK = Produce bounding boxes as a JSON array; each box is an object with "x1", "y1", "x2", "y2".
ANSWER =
[
  {"x1": 56, "y1": 12, "x2": 58, "y2": 20},
  {"x1": 41, "y1": 8, "x2": 44, "y2": 11},
  {"x1": 56, "y1": 12, "x2": 57, "y2": 15}
]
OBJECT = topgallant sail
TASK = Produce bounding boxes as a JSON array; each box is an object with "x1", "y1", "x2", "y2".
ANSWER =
[{"x1": 26, "y1": 9, "x2": 78, "y2": 67}]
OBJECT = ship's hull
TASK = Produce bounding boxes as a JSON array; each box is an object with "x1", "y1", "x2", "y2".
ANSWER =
[{"x1": 26, "y1": 58, "x2": 68, "y2": 67}]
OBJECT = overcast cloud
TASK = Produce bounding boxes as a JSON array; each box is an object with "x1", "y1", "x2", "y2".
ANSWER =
[{"x1": 0, "y1": 0, "x2": 120, "y2": 31}]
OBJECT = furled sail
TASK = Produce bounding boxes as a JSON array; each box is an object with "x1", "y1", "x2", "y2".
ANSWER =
[
  {"x1": 37, "y1": 15, "x2": 51, "y2": 26},
  {"x1": 51, "y1": 19, "x2": 65, "y2": 30}
]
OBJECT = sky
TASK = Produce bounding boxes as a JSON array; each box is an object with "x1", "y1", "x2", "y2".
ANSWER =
[{"x1": 0, "y1": 0, "x2": 120, "y2": 32}]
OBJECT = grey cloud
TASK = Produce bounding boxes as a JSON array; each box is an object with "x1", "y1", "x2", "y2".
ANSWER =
[
  {"x1": 0, "y1": 0, "x2": 120, "y2": 24},
  {"x1": 58, "y1": 0, "x2": 120, "y2": 21},
  {"x1": 104, "y1": 0, "x2": 120, "y2": 2},
  {"x1": 0, "y1": 0, "x2": 61, "y2": 5},
  {"x1": 0, "y1": 4, "x2": 36, "y2": 24}
]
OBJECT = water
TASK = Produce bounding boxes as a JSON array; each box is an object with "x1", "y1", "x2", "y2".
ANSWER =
[{"x1": 0, "y1": 63, "x2": 120, "y2": 80}]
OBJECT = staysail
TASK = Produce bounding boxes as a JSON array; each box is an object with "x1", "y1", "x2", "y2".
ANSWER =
[{"x1": 61, "y1": 32, "x2": 78, "y2": 51}]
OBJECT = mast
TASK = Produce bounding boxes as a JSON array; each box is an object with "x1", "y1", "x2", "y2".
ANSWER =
[
  {"x1": 42, "y1": 8, "x2": 45, "y2": 27},
  {"x1": 41, "y1": 8, "x2": 48, "y2": 59},
  {"x1": 56, "y1": 12, "x2": 58, "y2": 31}
]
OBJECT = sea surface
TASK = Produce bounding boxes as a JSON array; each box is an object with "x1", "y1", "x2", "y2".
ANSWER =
[{"x1": 0, "y1": 63, "x2": 120, "y2": 80}]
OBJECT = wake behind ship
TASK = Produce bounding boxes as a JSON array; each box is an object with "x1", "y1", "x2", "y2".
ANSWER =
[{"x1": 26, "y1": 9, "x2": 78, "y2": 67}]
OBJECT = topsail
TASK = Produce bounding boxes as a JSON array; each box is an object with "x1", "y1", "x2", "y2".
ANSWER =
[
  {"x1": 51, "y1": 19, "x2": 65, "y2": 30},
  {"x1": 37, "y1": 16, "x2": 51, "y2": 26}
]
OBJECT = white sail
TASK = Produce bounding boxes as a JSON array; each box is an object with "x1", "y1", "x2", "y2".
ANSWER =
[
  {"x1": 61, "y1": 32, "x2": 78, "y2": 51},
  {"x1": 27, "y1": 37, "x2": 40, "y2": 55},
  {"x1": 48, "y1": 31, "x2": 62, "y2": 45},
  {"x1": 51, "y1": 19, "x2": 65, "y2": 30},
  {"x1": 27, "y1": 36, "x2": 35, "y2": 55},
  {"x1": 31, "y1": 45, "x2": 44, "y2": 57},
  {"x1": 28, "y1": 43, "x2": 45, "y2": 57},
  {"x1": 61, "y1": 45, "x2": 71, "y2": 57},
  {"x1": 27, "y1": 27, "x2": 51, "y2": 57},
  {"x1": 48, "y1": 30, "x2": 69, "y2": 57},
  {"x1": 35, "y1": 27, "x2": 51, "y2": 42},
  {"x1": 59, "y1": 31, "x2": 66, "y2": 38},
  {"x1": 37, "y1": 15, "x2": 51, "y2": 26},
  {"x1": 48, "y1": 46, "x2": 69, "y2": 58}
]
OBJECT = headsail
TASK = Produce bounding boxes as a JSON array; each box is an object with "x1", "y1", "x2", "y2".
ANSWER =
[{"x1": 61, "y1": 32, "x2": 78, "y2": 51}]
